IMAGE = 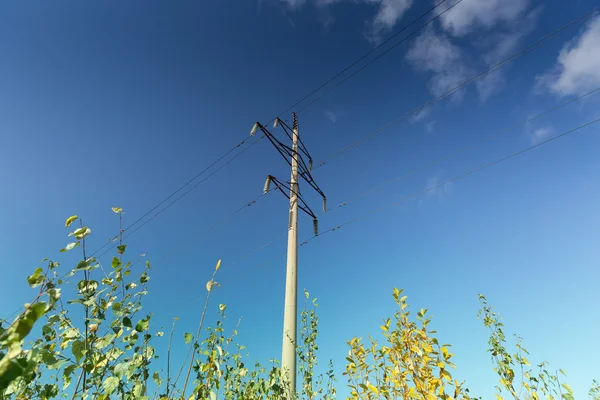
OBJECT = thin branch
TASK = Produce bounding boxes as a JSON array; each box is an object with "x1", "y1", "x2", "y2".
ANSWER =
[{"x1": 181, "y1": 268, "x2": 218, "y2": 396}]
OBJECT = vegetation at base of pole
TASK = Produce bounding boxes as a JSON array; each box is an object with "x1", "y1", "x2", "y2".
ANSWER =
[{"x1": 0, "y1": 209, "x2": 598, "y2": 399}]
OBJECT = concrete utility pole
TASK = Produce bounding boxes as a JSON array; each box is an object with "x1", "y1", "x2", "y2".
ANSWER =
[
  {"x1": 251, "y1": 112, "x2": 326, "y2": 396},
  {"x1": 281, "y1": 116, "x2": 299, "y2": 390}
]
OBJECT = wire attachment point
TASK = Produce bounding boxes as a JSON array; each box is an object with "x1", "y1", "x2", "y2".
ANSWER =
[{"x1": 264, "y1": 175, "x2": 273, "y2": 194}]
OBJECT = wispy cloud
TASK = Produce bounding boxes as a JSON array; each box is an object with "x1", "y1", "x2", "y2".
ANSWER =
[
  {"x1": 474, "y1": 9, "x2": 539, "y2": 101},
  {"x1": 406, "y1": 28, "x2": 471, "y2": 98},
  {"x1": 325, "y1": 110, "x2": 337, "y2": 123},
  {"x1": 365, "y1": 0, "x2": 413, "y2": 42},
  {"x1": 438, "y1": 0, "x2": 530, "y2": 37},
  {"x1": 425, "y1": 176, "x2": 452, "y2": 201},
  {"x1": 277, "y1": 0, "x2": 308, "y2": 9},
  {"x1": 405, "y1": 0, "x2": 535, "y2": 101},
  {"x1": 409, "y1": 107, "x2": 431, "y2": 123},
  {"x1": 425, "y1": 120, "x2": 436, "y2": 133},
  {"x1": 537, "y1": 15, "x2": 600, "y2": 97},
  {"x1": 530, "y1": 126, "x2": 553, "y2": 144}
]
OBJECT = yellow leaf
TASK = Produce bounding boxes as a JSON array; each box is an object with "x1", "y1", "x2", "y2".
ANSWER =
[
  {"x1": 367, "y1": 384, "x2": 378, "y2": 394},
  {"x1": 65, "y1": 215, "x2": 78, "y2": 227},
  {"x1": 215, "y1": 259, "x2": 222, "y2": 271},
  {"x1": 111, "y1": 207, "x2": 123, "y2": 214}
]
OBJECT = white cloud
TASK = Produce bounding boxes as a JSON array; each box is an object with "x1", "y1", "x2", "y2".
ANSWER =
[
  {"x1": 409, "y1": 107, "x2": 431, "y2": 123},
  {"x1": 366, "y1": 0, "x2": 413, "y2": 41},
  {"x1": 325, "y1": 110, "x2": 337, "y2": 123},
  {"x1": 439, "y1": 0, "x2": 530, "y2": 37},
  {"x1": 538, "y1": 15, "x2": 600, "y2": 96},
  {"x1": 406, "y1": 28, "x2": 471, "y2": 97},
  {"x1": 473, "y1": 9, "x2": 538, "y2": 101},
  {"x1": 530, "y1": 126, "x2": 553, "y2": 144},
  {"x1": 314, "y1": 0, "x2": 413, "y2": 41}
]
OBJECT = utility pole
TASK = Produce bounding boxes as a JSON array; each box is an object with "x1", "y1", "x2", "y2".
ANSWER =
[
  {"x1": 250, "y1": 113, "x2": 326, "y2": 396},
  {"x1": 282, "y1": 116, "x2": 299, "y2": 389}
]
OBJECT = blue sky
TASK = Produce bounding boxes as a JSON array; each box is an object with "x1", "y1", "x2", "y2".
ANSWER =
[{"x1": 1, "y1": 0, "x2": 600, "y2": 397}]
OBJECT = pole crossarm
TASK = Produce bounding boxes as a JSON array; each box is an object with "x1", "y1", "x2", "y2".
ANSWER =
[
  {"x1": 252, "y1": 116, "x2": 327, "y2": 213},
  {"x1": 264, "y1": 175, "x2": 319, "y2": 226}
]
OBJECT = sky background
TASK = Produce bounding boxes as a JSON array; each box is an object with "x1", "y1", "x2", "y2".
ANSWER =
[{"x1": 1, "y1": 0, "x2": 600, "y2": 397}]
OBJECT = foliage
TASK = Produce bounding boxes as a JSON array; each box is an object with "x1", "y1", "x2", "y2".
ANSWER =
[
  {"x1": 0, "y1": 210, "x2": 598, "y2": 399},
  {"x1": 343, "y1": 288, "x2": 473, "y2": 399},
  {"x1": 0, "y1": 210, "x2": 333, "y2": 400},
  {"x1": 478, "y1": 295, "x2": 587, "y2": 400}
]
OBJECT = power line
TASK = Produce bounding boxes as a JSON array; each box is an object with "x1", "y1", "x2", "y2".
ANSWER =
[
  {"x1": 151, "y1": 190, "x2": 274, "y2": 265},
  {"x1": 109, "y1": 89, "x2": 600, "y2": 318},
  {"x1": 277, "y1": 0, "x2": 454, "y2": 118},
  {"x1": 92, "y1": 137, "x2": 263, "y2": 259},
  {"x1": 325, "y1": 86, "x2": 600, "y2": 211},
  {"x1": 294, "y1": 0, "x2": 465, "y2": 116},
  {"x1": 86, "y1": 0, "x2": 455, "y2": 259},
  {"x1": 315, "y1": 7, "x2": 600, "y2": 168},
  {"x1": 300, "y1": 117, "x2": 600, "y2": 247}
]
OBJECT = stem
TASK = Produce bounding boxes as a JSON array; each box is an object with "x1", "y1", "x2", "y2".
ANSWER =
[
  {"x1": 181, "y1": 268, "x2": 218, "y2": 397},
  {"x1": 71, "y1": 369, "x2": 84, "y2": 400},
  {"x1": 119, "y1": 213, "x2": 125, "y2": 298},
  {"x1": 516, "y1": 339, "x2": 525, "y2": 399},
  {"x1": 166, "y1": 318, "x2": 178, "y2": 398},
  {"x1": 80, "y1": 220, "x2": 89, "y2": 398},
  {"x1": 556, "y1": 370, "x2": 564, "y2": 398}
]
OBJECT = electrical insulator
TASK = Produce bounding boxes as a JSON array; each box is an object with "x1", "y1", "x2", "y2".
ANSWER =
[
  {"x1": 308, "y1": 158, "x2": 313, "y2": 171},
  {"x1": 322, "y1": 198, "x2": 327, "y2": 212},
  {"x1": 263, "y1": 175, "x2": 272, "y2": 194},
  {"x1": 273, "y1": 118, "x2": 280, "y2": 128},
  {"x1": 313, "y1": 219, "x2": 319, "y2": 236},
  {"x1": 250, "y1": 122, "x2": 259, "y2": 136}
]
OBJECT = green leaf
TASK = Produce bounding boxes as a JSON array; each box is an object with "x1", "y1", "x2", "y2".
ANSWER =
[
  {"x1": 122, "y1": 316, "x2": 132, "y2": 328},
  {"x1": 152, "y1": 371, "x2": 162, "y2": 387},
  {"x1": 184, "y1": 332, "x2": 193, "y2": 344},
  {"x1": 27, "y1": 268, "x2": 45, "y2": 288},
  {"x1": 111, "y1": 207, "x2": 123, "y2": 214},
  {"x1": 117, "y1": 244, "x2": 127, "y2": 255},
  {"x1": 0, "y1": 358, "x2": 30, "y2": 392},
  {"x1": 11, "y1": 302, "x2": 47, "y2": 340},
  {"x1": 60, "y1": 242, "x2": 79, "y2": 252},
  {"x1": 65, "y1": 215, "x2": 78, "y2": 227},
  {"x1": 133, "y1": 382, "x2": 144, "y2": 397},
  {"x1": 112, "y1": 257, "x2": 121, "y2": 269},
  {"x1": 71, "y1": 340, "x2": 85, "y2": 362},
  {"x1": 73, "y1": 227, "x2": 91, "y2": 239},
  {"x1": 94, "y1": 333, "x2": 116, "y2": 350},
  {"x1": 103, "y1": 376, "x2": 119, "y2": 395},
  {"x1": 135, "y1": 317, "x2": 150, "y2": 332},
  {"x1": 114, "y1": 362, "x2": 129, "y2": 379},
  {"x1": 48, "y1": 288, "x2": 61, "y2": 307}
]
